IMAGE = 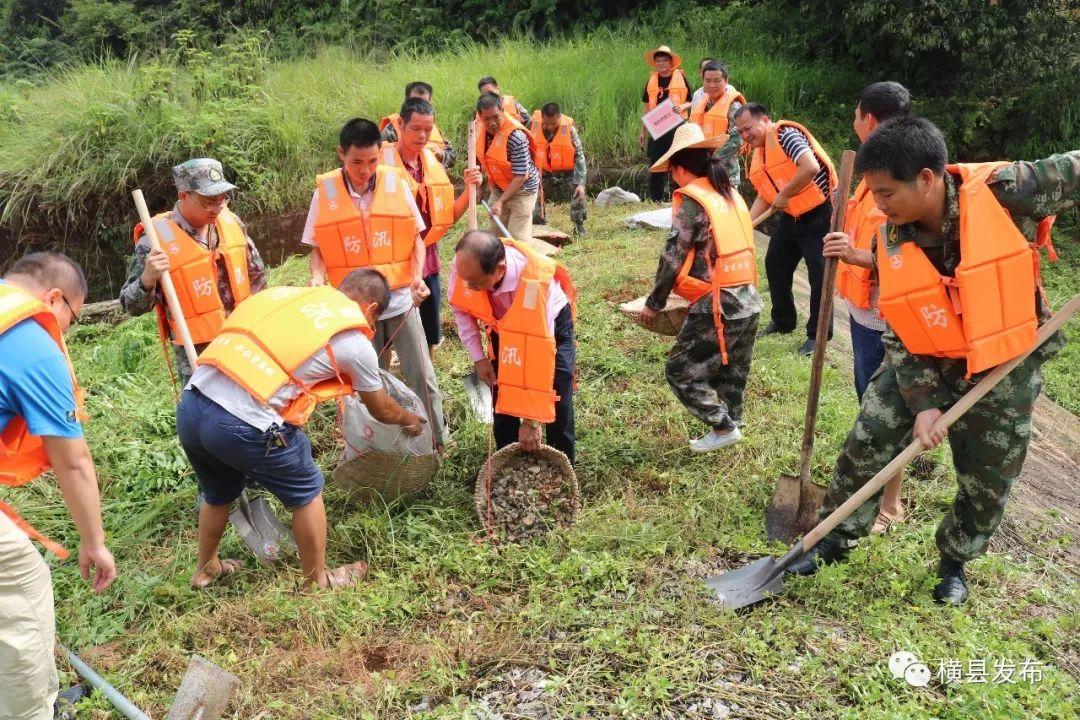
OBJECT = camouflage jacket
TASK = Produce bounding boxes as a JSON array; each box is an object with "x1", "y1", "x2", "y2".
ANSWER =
[
  {"x1": 700, "y1": 96, "x2": 743, "y2": 183},
  {"x1": 540, "y1": 124, "x2": 588, "y2": 187},
  {"x1": 380, "y1": 124, "x2": 458, "y2": 169},
  {"x1": 646, "y1": 194, "x2": 763, "y2": 319}
]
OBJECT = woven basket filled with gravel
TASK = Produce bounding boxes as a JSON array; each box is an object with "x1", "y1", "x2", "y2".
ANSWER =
[
  {"x1": 473, "y1": 443, "x2": 580, "y2": 542},
  {"x1": 619, "y1": 294, "x2": 689, "y2": 336}
]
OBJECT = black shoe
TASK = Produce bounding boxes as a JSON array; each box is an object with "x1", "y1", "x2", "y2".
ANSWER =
[
  {"x1": 932, "y1": 557, "x2": 969, "y2": 606},
  {"x1": 798, "y1": 338, "x2": 815, "y2": 357},
  {"x1": 784, "y1": 535, "x2": 850, "y2": 576},
  {"x1": 54, "y1": 684, "x2": 86, "y2": 719},
  {"x1": 758, "y1": 322, "x2": 794, "y2": 338}
]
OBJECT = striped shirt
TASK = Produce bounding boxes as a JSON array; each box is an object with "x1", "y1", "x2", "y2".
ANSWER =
[
  {"x1": 504, "y1": 129, "x2": 540, "y2": 193},
  {"x1": 777, "y1": 126, "x2": 830, "y2": 198}
]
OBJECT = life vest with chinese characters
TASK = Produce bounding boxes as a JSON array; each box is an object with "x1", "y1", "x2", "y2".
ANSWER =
[
  {"x1": 876, "y1": 162, "x2": 1056, "y2": 376},
  {"x1": 476, "y1": 115, "x2": 537, "y2": 191},
  {"x1": 0, "y1": 283, "x2": 89, "y2": 559},
  {"x1": 689, "y1": 86, "x2": 746, "y2": 138},
  {"x1": 671, "y1": 178, "x2": 757, "y2": 363},
  {"x1": 311, "y1": 166, "x2": 417, "y2": 289},
  {"x1": 529, "y1": 112, "x2": 576, "y2": 173},
  {"x1": 646, "y1": 71, "x2": 689, "y2": 118},
  {"x1": 132, "y1": 208, "x2": 252, "y2": 345},
  {"x1": 748, "y1": 120, "x2": 837, "y2": 217},
  {"x1": 380, "y1": 144, "x2": 456, "y2": 248},
  {"x1": 198, "y1": 286, "x2": 375, "y2": 426},
  {"x1": 449, "y1": 239, "x2": 577, "y2": 423},
  {"x1": 836, "y1": 179, "x2": 886, "y2": 310},
  {"x1": 379, "y1": 113, "x2": 448, "y2": 154}
]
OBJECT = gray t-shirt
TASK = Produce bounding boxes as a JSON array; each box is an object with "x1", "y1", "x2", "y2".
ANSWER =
[{"x1": 189, "y1": 329, "x2": 383, "y2": 431}]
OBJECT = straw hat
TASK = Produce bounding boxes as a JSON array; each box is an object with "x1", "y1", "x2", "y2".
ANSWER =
[
  {"x1": 644, "y1": 45, "x2": 682, "y2": 69},
  {"x1": 649, "y1": 123, "x2": 729, "y2": 172}
]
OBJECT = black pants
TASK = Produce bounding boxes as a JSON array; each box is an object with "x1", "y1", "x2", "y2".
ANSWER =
[
  {"x1": 418, "y1": 272, "x2": 441, "y2": 347},
  {"x1": 765, "y1": 201, "x2": 834, "y2": 340},
  {"x1": 490, "y1": 305, "x2": 576, "y2": 463},
  {"x1": 646, "y1": 129, "x2": 676, "y2": 201}
]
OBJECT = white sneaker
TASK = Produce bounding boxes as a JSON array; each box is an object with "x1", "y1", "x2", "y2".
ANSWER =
[{"x1": 689, "y1": 427, "x2": 743, "y2": 453}]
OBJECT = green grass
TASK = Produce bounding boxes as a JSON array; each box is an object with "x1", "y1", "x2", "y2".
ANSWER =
[{"x1": 5, "y1": 203, "x2": 1076, "y2": 718}]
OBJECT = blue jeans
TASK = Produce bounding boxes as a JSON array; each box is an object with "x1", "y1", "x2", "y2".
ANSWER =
[{"x1": 850, "y1": 315, "x2": 886, "y2": 402}]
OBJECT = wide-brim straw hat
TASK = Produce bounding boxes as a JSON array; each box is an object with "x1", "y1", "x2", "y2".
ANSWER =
[
  {"x1": 650, "y1": 122, "x2": 729, "y2": 172},
  {"x1": 645, "y1": 45, "x2": 682, "y2": 69}
]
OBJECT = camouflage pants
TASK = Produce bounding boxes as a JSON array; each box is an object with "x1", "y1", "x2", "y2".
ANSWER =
[
  {"x1": 665, "y1": 308, "x2": 759, "y2": 431},
  {"x1": 822, "y1": 352, "x2": 1045, "y2": 563},
  {"x1": 534, "y1": 173, "x2": 587, "y2": 226}
]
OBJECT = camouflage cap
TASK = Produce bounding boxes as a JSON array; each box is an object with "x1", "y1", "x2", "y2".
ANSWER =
[{"x1": 171, "y1": 158, "x2": 238, "y2": 196}]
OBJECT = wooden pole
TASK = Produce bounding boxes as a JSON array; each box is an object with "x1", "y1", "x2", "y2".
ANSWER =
[{"x1": 467, "y1": 120, "x2": 478, "y2": 231}]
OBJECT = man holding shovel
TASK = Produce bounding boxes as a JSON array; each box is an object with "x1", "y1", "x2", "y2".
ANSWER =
[
  {"x1": 791, "y1": 117, "x2": 1080, "y2": 605},
  {"x1": 475, "y1": 92, "x2": 540, "y2": 245}
]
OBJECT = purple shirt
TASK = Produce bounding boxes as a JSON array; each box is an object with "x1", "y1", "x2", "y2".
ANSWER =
[{"x1": 449, "y1": 245, "x2": 569, "y2": 362}]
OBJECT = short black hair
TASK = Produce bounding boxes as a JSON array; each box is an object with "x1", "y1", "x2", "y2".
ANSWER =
[
  {"x1": 653, "y1": 51, "x2": 672, "y2": 62},
  {"x1": 405, "y1": 81, "x2": 433, "y2": 99},
  {"x1": 339, "y1": 118, "x2": 381, "y2": 151},
  {"x1": 5, "y1": 251, "x2": 88, "y2": 300},
  {"x1": 541, "y1": 102, "x2": 561, "y2": 118},
  {"x1": 455, "y1": 230, "x2": 506, "y2": 274},
  {"x1": 477, "y1": 76, "x2": 498, "y2": 91},
  {"x1": 400, "y1": 97, "x2": 435, "y2": 124},
  {"x1": 733, "y1": 102, "x2": 768, "y2": 121},
  {"x1": 476, "y1": 92, "x2": 503, "y2": 114},
  {"x1": 857, "y1": 81, "x2": 912, "y2": 124},
  {"x1": 855, "y1": 116, "x2": 948, "y2": 182},
  {"x1": 701, "y1": 60, "x2": 729, "y2": 79},
  {"x1": 339, "y1": 268, "x2": 391, "y2": 315}
]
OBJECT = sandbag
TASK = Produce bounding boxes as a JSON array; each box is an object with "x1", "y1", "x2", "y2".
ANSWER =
[{"x1": 341, "y1": 369, "x2": 432, "y2": 459}]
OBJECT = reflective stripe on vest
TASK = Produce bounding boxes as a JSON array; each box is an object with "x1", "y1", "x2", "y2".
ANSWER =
[
  {"x1": 476, "y1": 115, "x2": 536, "y2": 191},
  {"x1": 198, "y1": 286, "x2": 374, "y2": 425},
  {"x1": 876, "y1": 162, "x2": 1046, "y2": 376},
  {"x1": 448, "y1": 238, "x2": 577, "y2": 423},
  {"x1": 311, "y1": 166, "x2": 417, "y2": 289},
  {"x1": 689, "y1": 87, "x2": 745, "y2": 138},
  {"x1": 836, "y1": 179, "x2": 885, "y2": 310},
  {"x1": 381, "y1": 144, "x2": 456, "y2": 248},
  {"x1": 380, "y1": 113, "x2": 447, "y2": 153},
  {"x1": 748, "y1": 120, "x2": 837, "y2": 217},
  {"x1": 646, "y1": 71, "x2": 689, "y2": 117},
  {"x1": 529, "y1": 112, "x2": 577, "y2": 173}
]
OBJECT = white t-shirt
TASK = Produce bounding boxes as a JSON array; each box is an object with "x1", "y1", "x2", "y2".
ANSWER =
[
  {"x1": 189, "y1": 330, "x2": 383, "y2": 431},
  {"x1": 691, "y1": 87, "x2": 706, "y2": 107}
]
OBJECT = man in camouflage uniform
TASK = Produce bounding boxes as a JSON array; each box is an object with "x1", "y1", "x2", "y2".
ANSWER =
[
  {"x1": 119, "y1": 158, "x2": 267, "y2": 385},
  {"x1": 792, "y1": 116, "x2": 1079, "y2": 606},
  {"x1": 531, "y1": 102, "x2": 589, "y2": 236},
  {"x1": 380, "y1": 80, "x2": 457, "y2": 169}
]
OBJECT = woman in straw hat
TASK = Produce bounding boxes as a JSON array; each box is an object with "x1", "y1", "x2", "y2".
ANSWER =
[
  {"x1": 640, "y1": 123, "x2": 763, "y2": 452},
  {"x1": 640, "y1": 45, "x2": 693, "y2": 201}
]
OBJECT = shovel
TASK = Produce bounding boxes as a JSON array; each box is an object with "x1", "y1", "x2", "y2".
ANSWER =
[
  {"x1": 228, "y1": 489, "x2": 296, "y2": 565},
  {"x1": 483, "y1": 199, "x2": 560, "y2": 255},
  {"x1": 710, "y1": 291, "x2": 1080, "y2": 610},
  {"x1": 463, "y1": 371, "x2": 494, "y2": 424},
  {"x1": 764, "y1": 150, "x2": 856, "y2": 543}
]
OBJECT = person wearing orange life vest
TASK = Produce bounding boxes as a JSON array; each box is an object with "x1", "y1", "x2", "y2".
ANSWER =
[
  {"x1": 790, "y1": 117, "x2": 1080, "y2": 606},
  {"x1": 379, "y1": 80, "x2": 457, "y2": 168},
  {"x1": 639, "y1": 124, "x2": 763, "y2": 453},
  {"x1": 177, "y1": 269, "x2": 426, "y2": 590},
  {"x1": 119, "y1": 158, "x2": 268, "y2": 385},
  {"x1": 477, "y1": 76, "x2": 530, "y2": 129},
  {"x1": 1, "y1": 252, "x2": 116, "y2": 719},
  {"x1": 301, "y1": 118, "x2": 448, "y2": 450},
  {"x1": 734, "y1": 102, "x2": 837, "y2": 358},
  {"x1": 688, "y1": 60, "x2": 745, "y2": 185},
  {"x1": 449, "y1": 230, "x2": 577, "y2": 462},
  {"x1": 639, "y1": 45, "x2": 693, "y2": 202},
  {"x1": 529, "y1": 102, "x2": 589, "y2": 237},
  {"x1": 475, "y1": 92, "x2": 541, "y2": 245}
]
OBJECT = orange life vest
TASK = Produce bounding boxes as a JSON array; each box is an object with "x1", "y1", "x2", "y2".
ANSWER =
[
  {"x1": 748, "y1": 120, "x2": 837, "y2": 217},
  {"x1": 501, "y1": 95, "x2": 525, "y2": 123},
  {"x1": 449, "y1": 239, "x2": 577, "y2": 423},
  {"x1": 132, "y1": 208, "x2": 252, "y2": 345},
  {"x1": 198, "y1": 286, "x2": 375, "y2": 426},
  {"x1": 379, "y1": 113, "x2": 448, "y2": 154},
  {"x1": 476, "y1": 115, "x2": 537, "y2": 191},
  {"x1": 835, "y1": 179, "x2": 885, "y2": 310},
  {"x1": 380, "y1": 144, "x2": 456, "y2": 248},
  {"x1": 689, "y1": 86, "x2": 746, "y2": 138},
  {"x1": 646, "y1": 71, "x2": 689, "y2": 118},
  {"x1": 311, "y1": 166, "x2": 418, "y2": 289},
  {"x1": 0, "y1": 284, "x2": 88, "y2": 559},
  {"x1": 876, "y1": 162, "x2": 1056, "y2": 376},
  {"x1": 529, "y1": 112, "x2": 577, "y2": 173},
  {"x1": 670, "y1": 178, "x2": 757, "y2": 363}
]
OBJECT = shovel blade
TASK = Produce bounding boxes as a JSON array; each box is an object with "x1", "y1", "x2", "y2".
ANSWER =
[
  {"x1": 165, "y1": 655, "x2": 240, "y2": 720},
  {"x1": 228, "y1": 493, "x2": 295, "y2": 565},
  {"x1": 793, "y1": 482, "x2": 826, "y2": 537},
  {"x1": 704, "y1": 556, "x2": 786, "y2": 611},
  {"x1": 462, "y1": 372, "x2": 494, "y2": 424},
  {"x1": 764, "y1": 473, "x2": 801, "y2": 543}
]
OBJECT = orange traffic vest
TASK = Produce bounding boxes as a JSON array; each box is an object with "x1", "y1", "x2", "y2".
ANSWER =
[
  {"x1": 476, "y1": 115, "x2": 537, "y2": 191},
  {"x1": 876, "y1": 162, "x2": 1057, "y2": 376},
  {"x1": 380, "y1": 144, "x2": 456, "y2": 248},
  {"x1": 0, "y1": 283, "x2": 88, "y2": 559},
  {"x1": 748, "y1": 120, "x2": 837, "y2": 217},
  {"x1": 449, "y1": 239, "x2": 577, "y2": 423},
  {"x1": 646, "y1": 71, "x2": 689, "y2": 118},
  {"x1": 689, "y1": 86, "x2": 746, "y2": 138},
  {"x1": 836, "y1": 179, "x2": 886, "y2": 310},
  {"x1": 379, "y1": 113, "x2": 448, "y2": 154},
  {"x1": 133, "y1": 209, "x2": 252, "y2": 345},
  {"x1": 529, "y1": 112, "x2": 577, "y2": 173},
  {"x1": 671, "y1": 178, "x2": 757, "y2": 363},
  {"x1": 199, "y1": 286, "x2": 375, "y2": 426},
  {"x1": 311, "y1": 166, "x2": 418, "y2": 289}
]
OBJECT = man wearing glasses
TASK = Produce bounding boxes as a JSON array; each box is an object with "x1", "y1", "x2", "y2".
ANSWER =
[{"x1": 119, "y1": 158, "x2": 267, "y2": 385}]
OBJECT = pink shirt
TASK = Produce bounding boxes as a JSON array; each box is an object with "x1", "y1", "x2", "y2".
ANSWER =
[{"x1": 449, "y1": 245, "x2": 570, "y2": 362}]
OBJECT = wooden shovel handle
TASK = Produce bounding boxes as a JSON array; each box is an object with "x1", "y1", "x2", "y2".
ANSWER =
[
  {"x1": 751, "y1": 206, "x2": 775, "y2": 228},
  {"x1": 467, "y1": 120, "x2": 478, "y2": 231}
]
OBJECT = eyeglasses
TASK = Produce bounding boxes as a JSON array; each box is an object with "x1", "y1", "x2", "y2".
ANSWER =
[
  {"x1": 194, "y1": 193, "x2": 230, "y2": 209},
  {"x1": 60, "y1": 293, "x2": 79, "y2": 325}
]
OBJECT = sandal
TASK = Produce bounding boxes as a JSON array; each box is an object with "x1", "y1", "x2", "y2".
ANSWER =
[
  {"x1": 322, "y1": 561, "x2": 369, "y2": 589},
  {"x1": 190, "y1": 558, "x2": 243, "y2": 589},
  {"x1": 871, "y1": 509, "x2": 907, "y2": 534}
]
